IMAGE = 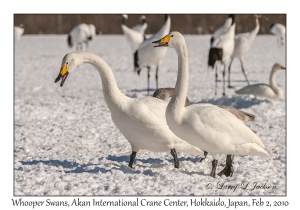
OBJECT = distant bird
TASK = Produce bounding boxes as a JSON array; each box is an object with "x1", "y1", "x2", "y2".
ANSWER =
[
  {"x1": 14, "y1": 24, "x2": 24, "y2": 42},
  {"x1": 210, "y1": 15, "x2": 234, "y2": 45},
  {"x1": 270, "y1": 23, "x2": 286, "y2": 47},
  {"x1": 235, "y1": 63, "x2": 285, "y2": 99},
  {"x1": 121, "y1": 15, "x2": 146, "y2": 53},
  {"x1": 227, "y1": 15, "x2": 265, "y2": 88},
  {"x1": 134, "y1": 15, "x2": 171, "y2": 95},
  {"x1": 89, "y1": 24, "x2": 96, "y2": 38},
  {"x1": 67, "y1": 23, "x2": 96, "y2": 51},
  {"x1": 54, "y1": 52, "x2": 205, "y2": 170},
  {"x1": 153, "y1": 31, "x2": 270, "y2": 178},
  {"x1": 208, "y1": 15, "x2": 236, "y2": 96},
  {"x1": 131, "y1": 15, "x2": 147, "y2": 38}
]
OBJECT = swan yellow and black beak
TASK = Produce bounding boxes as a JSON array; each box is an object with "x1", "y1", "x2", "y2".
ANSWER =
[
  {"x1": 280, "y1": 65, "x2": 286, "y2": 70},
  {"x1": 152, "y1": 35, "x2": 172, "y2": 47},
  {"x1": 54, "y1": 64, "x2": 69, "y2": 87}
]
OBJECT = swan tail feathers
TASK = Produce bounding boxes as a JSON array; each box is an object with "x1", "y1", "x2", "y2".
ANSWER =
[
  {"x1": 175, "y1": 142, "x2": 205, "y2": 158},
  {"x1": 241, "y1": 111, "x2": 256, "y2": 121},
  {"x1": 235, "y1": 143, "x2": 271, "y2": 158}
]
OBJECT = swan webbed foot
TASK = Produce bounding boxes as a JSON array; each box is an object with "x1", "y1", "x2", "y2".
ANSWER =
[
  {"x1": 128, "y1": 151, "x2": 137, "y2": 168},
  {"x1": 210, "y1": 159, "x2": 218, "y2": 178},
  {"x1": 170, "y1": 148, "x2": 179, "y2": 169},
  {"x1": 218, "y1": 165, "x2": 234, "y2": 177},
  {"x1": 199, "y1": 151, "x2": 208, "y2": 162},
  {"x1": 218, "y1": 155, "x2": 234, "y2": 177}
]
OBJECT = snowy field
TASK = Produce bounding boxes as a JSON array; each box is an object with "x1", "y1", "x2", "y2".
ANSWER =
[{"x1": 14, "y1": 34, "x2": 286, "y2": 196}]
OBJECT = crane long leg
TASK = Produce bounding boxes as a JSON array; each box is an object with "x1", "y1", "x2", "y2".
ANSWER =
[
  {"x1": 215, "y1": 65, "x2": 218, "y2": 96},
  {"x1": 240, "y1": 58, "x2": 250, "y2": 85},
  {"x1": 155, "y1": 65, "x2": 159, "y2": 90},
  {"x1": 170, "y1": 148, "x2": 179, "y2": 169},
  {"x1": 222, "y1": 64, "x2": 226, "y2": 96},
  {"x1": 85, "y1": 40, "x2": 89, "y2": 51},
  {"x1": 147, "y1": 66, "x2": 151, "y2": 96},
  {"x1": 128, "y1": 151, "x2": 137, "y2": 168},
  {"x1": 228, "y1": 58, "x2": 234, "y2": 88},
  {"x1": 218, "y1": 155, "x2": 234, "y2": 177}
]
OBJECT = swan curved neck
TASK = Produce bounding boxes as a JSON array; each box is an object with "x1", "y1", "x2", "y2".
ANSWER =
[
  {"x1": 269, "y1": 66, "x2": 281, "y2": 95},
  {"x1": 78, "y1": 52, "x2": 127, "y2": 108},
  {"x1": 168, "y1": 42, "x2": 189, "y2": 115}
]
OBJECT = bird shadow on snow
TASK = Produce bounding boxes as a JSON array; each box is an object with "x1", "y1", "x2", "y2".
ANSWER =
[
  {"x1": 18, "y1": 157, "x2": 157, "y2": 176},
  {"x1": 194, "y1": 95, "x2": 271, "y2": 109},
  {"x1": 19, "y1": 159, "x2": 126, "y2": 175},
  {"x1": 18, "y1": 156, "x2": 203, "y2": 176}
]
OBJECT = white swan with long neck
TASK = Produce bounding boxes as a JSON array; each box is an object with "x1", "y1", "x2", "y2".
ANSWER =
[
  {"x1": 235, "y1": 63, "x2": 285, "y2": 99},
  {"x1": 54, "y1": 52, "x2": 205, "y2": 169},
  {"x1": 153, "y1": 31, "x2": 270, "y2": 177}
]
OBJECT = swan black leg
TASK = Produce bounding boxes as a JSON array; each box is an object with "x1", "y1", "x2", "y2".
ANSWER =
[
  {"x1": 170, "y1": 148, "x2": 179, "y2": 169},
  {"x1": 240, "y1": 58, "x2": 250, "y2": 85},
  {"x1": 228, "y1": 58, "x2": 234, "y2": 88},
  {"x1": 147, "y1": 66, "x2": 151, "y2": 96},
  {"x1": 128, "y1": 151, "x2": 137, "y2": 168},
  {"x1": 218, "y1": 155, "x2": 234, "y2": 177},
  {"x1": 199, "y1": 151, "x2": 208, "y2": 162},
  {"x1": 210, "y1": 159, "x2": 218, "y2": 178}
]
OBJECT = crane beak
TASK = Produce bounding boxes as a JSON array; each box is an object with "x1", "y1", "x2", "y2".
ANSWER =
[
  {"x1": 152, "y1": 35, "x2": 172, "y2": 47},
  {"x1": 55, "y1": 64, "x2": 69, "y2": 87}
]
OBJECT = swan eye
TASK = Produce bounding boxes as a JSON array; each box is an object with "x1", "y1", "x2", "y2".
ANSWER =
[{"x1": 66, "y1": 62, "x2": 69, "y2": 65}]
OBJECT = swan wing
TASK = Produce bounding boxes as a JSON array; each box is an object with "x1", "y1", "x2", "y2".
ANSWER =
[
  {"x1": 235, "y1": 84, "x2": 276, "y2": 98},
  {"x1": 184, "y1": 104, "x2": 265, "y2": 148}
]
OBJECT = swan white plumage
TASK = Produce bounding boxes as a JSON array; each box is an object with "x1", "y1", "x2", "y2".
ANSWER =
[
  {"x1": 153, "y1": 87, "x2": 257, "y2": 173},
  {"x1": 14, "y1": 24, "x2": 24, "y2": 42},
  {"x1": 134, "y1": 15, "x2": 171, "y2": 95},
  {"x1": 67, "y1": 23, "x2": 96, "y2": 51},
  {"x1": 54, "y1": 52, "x2": 205, "y2": 169},
  {"x1": 227, "y1": 15, "x2": 262, "y2": 88},
  {"x1": 153, "y1": 87, "x2": 256, "y2": 122},
  {"x1": 235, "y1": 63, "x2": 285, "y2": 99},
  {"x1": 270, "y1": 23, "x2": 286, "y2": 47},
  {"x1": 208, "y1": 15, "x2": 236, "y2": 96},
  {"x1": 153, "y1": 31, "x2": 270, "y2": 177},
  {"x1": 121, "y1": 15, "x2": 146, "y2": 53}
]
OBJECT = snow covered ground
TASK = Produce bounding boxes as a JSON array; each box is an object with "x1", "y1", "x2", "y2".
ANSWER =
[{"x1": 14, "y1": 34, "x2": 286, "y2": 196}]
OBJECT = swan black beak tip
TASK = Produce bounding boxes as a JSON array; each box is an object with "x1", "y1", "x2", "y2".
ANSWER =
[{"x1": 54, "y1": 74, "x2": 62, "y2": 83}]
